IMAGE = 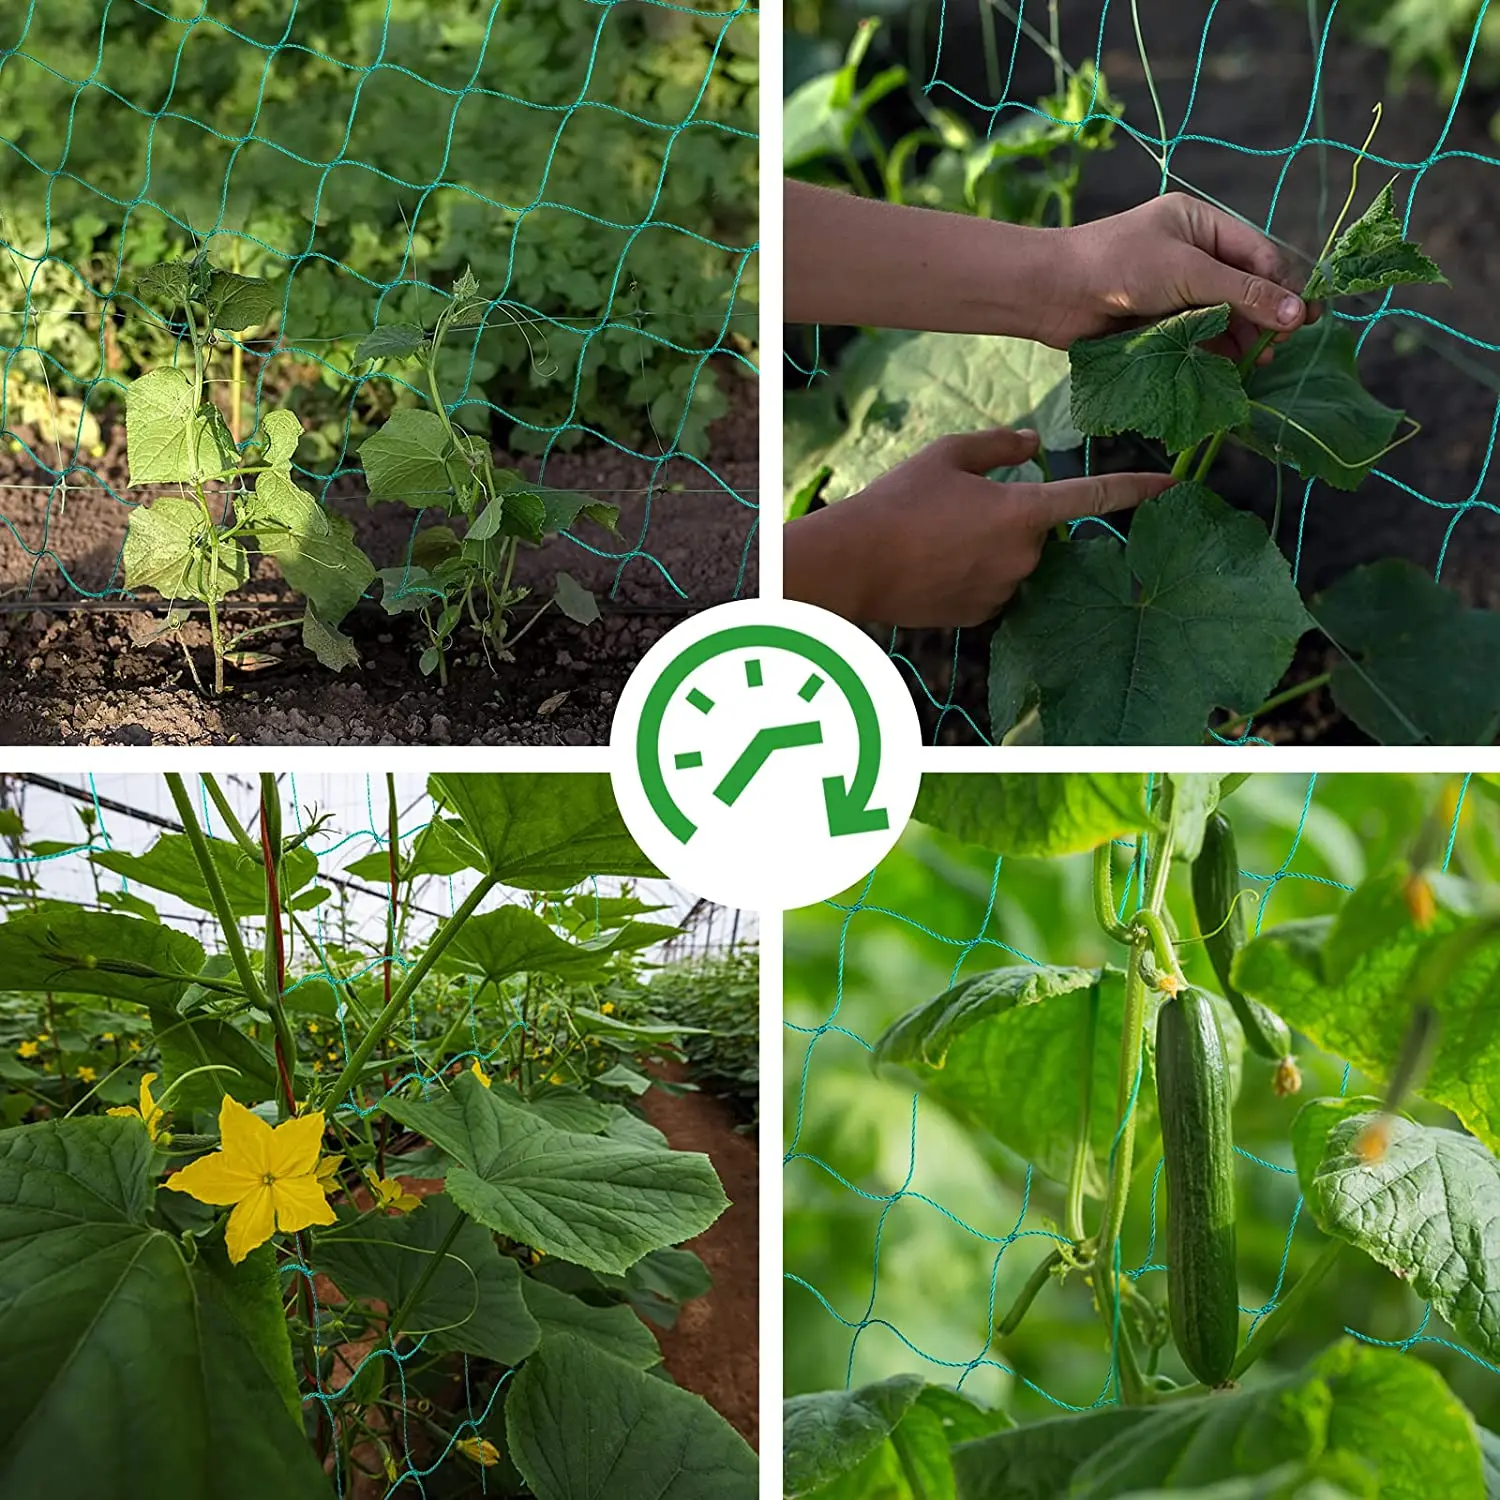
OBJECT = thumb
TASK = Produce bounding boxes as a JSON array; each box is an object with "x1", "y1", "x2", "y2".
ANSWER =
[
  {"x1": 1024, "y1": 471, "x2": 1177, "y2": 530},
  {"x1": 1175, "y1": 246, "x2": 1307, "y2": 334},
  {"x1": 934, "y1": 425, "x2": 1041, "y2": 475}
]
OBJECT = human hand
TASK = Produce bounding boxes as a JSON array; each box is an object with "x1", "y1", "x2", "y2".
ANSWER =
[
  {"x1": 1040, "y1": 193, "x2": 1320, "y2": 360},
  {"x1": 783, "y1": 428, "x2": 1175, "y2": 629}
]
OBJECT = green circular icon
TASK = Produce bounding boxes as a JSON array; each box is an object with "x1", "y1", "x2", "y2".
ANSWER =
[{"x1": 636, "y1": 624, "x2": 890, "y2": 845}]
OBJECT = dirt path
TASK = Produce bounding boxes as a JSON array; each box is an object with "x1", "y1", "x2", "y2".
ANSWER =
[{"x1": 642, "y1": 1062, "x2": 760, "y2": 1449}]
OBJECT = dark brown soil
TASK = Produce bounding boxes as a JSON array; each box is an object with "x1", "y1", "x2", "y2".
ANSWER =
[
  {"x1": 836, "y1": 2, "x2": 1500, "y2": 744},
  {"x1": 0, "y1": 371, "x2": 758, "y2": 745},
  {"x1": 642, "y1": 1060, "x2": 760, "y2": 1450}
]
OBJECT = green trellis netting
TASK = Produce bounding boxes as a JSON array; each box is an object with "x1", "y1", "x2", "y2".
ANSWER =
[
  {"x1": 783, "y1": 773, "x2": 1500, "y2": 1429},
  {"x1": 0, "y1": 0, "x2": 759, "y2": 608},
  {"x1": 785, "y1": 0, "x2": 1500, "y2": 745}
]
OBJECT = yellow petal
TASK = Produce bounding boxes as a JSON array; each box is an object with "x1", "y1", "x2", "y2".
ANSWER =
[
  {"x1": 166, "y1": 1149, "x2": 261, "y2": 1206},
  {"x1": 470, "y1": 1060, "x2": 491, "y2": 1089},
  {"x1": 217, "y1": 1096, "x2": 274, "y2": 1177},
  {"x1": 269, "y1": 1173, "x2": 337, "y2": 1236},
  {"x1": 266, "y1": 1110, "x2": 327, "y2": 1180},
  {"x1": 106, "y1": 1106, "x2": 139, "y2": 1121},
  {"x1": 456, "y1": 1436, "x2": 500, "y2": 1467},
  {"x1": 225, "y1": 1185, "x2": 277, "y2": 1263},
  {"x1": 316, "y1": 1154, "x2": 344, "y2": 1187}
]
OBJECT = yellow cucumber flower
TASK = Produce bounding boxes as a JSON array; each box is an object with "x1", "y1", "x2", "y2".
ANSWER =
[
  {"x1": 548, "y1": 1072, "x2": 564, "y2": 1086},
  {"x1": 469, "y1": 1059, "x2": 492, "y2": 1089},
  {"x1": 456, "y1": 1436, "x2": 500, "y2": 1467},
  {"x1": 316, "y1": 1154, "x2": 344, "y2": 1188},
  {"x1": 16, "y1": 1040, "x2": 38, "y2": 1059},
  {"x1": 601, "y1": 1002, "x2": 615, "y2": 1015},
  {"x1": 373, "y1": 1176, "x2": 421, "y2": 1214},
  {"x1": 166, "y1": 1096, "x2": 336, "y2": 1263},
  {"x1": 76, "y1": 1065, "x2": 97, "y2": 1083},
  {"x1": 107, "y1": 1072, "x2": 167, "y2": 1141}
]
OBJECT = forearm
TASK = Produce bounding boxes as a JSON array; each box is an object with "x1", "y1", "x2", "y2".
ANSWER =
[
  {"x1": 784, "y1": 180, "x2": 1077, "y2": 343},
  {"x1": 783, "y1": 507, "x2": 873, "y2": 622}
]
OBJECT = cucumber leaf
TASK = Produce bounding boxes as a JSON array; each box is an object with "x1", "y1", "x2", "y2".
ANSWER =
[
  {"x1": 0, "y1": 1117, "x2": 329, "y2": 1499},
  {"x1": 1235, "y1": 867, "x2": 1500, "y2": 1151},
  {"x1": 520, "y1": 1277, "x2": 662, "y2": 1368},
  {"x1": 313, "y1": 1193, "x2": 540, "y2": 1366},
  {"x1": 428, "y1": 772, "x2": 660, "y2": 888},
  {"x1": 989, "y1": 484, "x2": 1309, "y2": 745},
  {"x1": 954, "y1": 1341, "x2": 1480, "y2": 1500},
  {"x1": 507, "y1": 1332, "x2": 757, "y2": 1500},
  {"x1": 1303, "y1": 184, "x2": 1447, "y2": 301},
  {"x1": 814, "y1": 330, "x2": 1081, "y2": 504},
  {"x1": 874, "y1": 964, "x2": 1245, "y2": 1191},
  {"x1": 785, "y1": 1375, "x2": 926, "y2": 1497},
  {"x1": 380, "y1": 1072, "x2": 727, "y2": 1274},
  {"x1": 240, "y1": 468, "x2": 375, "y2": 625},
  {"x1": 1298, "y1": 1111, "x2": 1500, "y2": 1362},
  {"x1": 912, "y1": 772, "x2": 1153, "y2": 857},
  {"x1": 125, "y1": 367, "x2": 238, "y2": 485},
  {"x1": 1238, "y1": 324, "x2": 1402, "y2": 491},
  {"x1": 0, "y1": 908, "x2": 204, "y2": 1006},
  {"x1": 787, "y1": 1378, "x2": 1011, "y2": 1500},
  {"x1": 124, "y1": 495, "x2": 248, "y2": 604},
  {"x1": 1068, "y1": 304, "x2": 1248, "y2": 453},
  {"x1": 1310, "y1": 560, "x2": 1500, "y2": 745},
  {"x1": 91, "y1": 831, "x2": 325, "y2": 918}
]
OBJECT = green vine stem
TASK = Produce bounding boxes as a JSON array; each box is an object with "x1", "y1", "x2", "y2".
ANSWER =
[
  {"x1": 319, "y1": 873, "x2": 499, "y2": 1113},
  {"x1": 1092, "y1": 783, "x2": 1179, "y2": 1404},
  {"x1": 1215, "y1": 671, "x2": 1332, "y2": 738},
  {"x1": 1168, "y1": 106, "x2": 1385, "y2": 494},
  {"x1": 997, "y1": 1247, "x2": 1065, "y2": 1337},
  {"x1": 257, "y1": 773, "x2": 299, "y2": 1119},
  {"x1": 1229, "y1": 1238, "x2": 1345, "y2": 1380},
  {"x1": 1130, "y1": 908, "x2": 1184, "y2": 987},
  {"x1": 165, "y1": 773, "x2": 268, "y2": 1016},
  {"x1": 1065, "y1": 983, "x2": 1101, "y2": 1243},
  {"x1": 376, "y1": 773, "x2": 400, "y2": 1179},
  {"x1": 386, "y1": 1208, "x2": 468, "y2": 1343},
  {"x1": 1092, "y1": 842, "x2": 1134, "y2": 944}
]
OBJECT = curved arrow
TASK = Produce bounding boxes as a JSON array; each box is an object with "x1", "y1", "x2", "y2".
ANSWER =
[{"x1": 637, "y1": 625, "x2": 888, "y2": 844}]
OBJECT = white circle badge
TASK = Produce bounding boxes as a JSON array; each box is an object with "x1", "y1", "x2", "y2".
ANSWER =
[{"x1": 610, "y1": 599, "x2": 921, "y2": 910}]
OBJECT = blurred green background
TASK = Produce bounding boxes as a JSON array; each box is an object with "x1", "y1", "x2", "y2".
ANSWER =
[
  {"x1": 1, "y1": 0, "x2": 758, "y2": 464},
  {"x1": 784, "y1": 772, "x2": 1500, "y2": 1429}
]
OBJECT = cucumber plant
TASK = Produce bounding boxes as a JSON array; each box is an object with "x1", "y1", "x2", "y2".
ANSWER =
[
  {"x1": 122, "y1": 257, "x2": 375, "y2": 693},
  {"x1": 353, "y1": 267, "x2": 616, "y2": 684},
  {"x1": 786, "y1": 771, "x2": 1500, "y2": 1499},
  {"x1": 990, "y1": 168, "x2": 1461, "y2": 747},
  {"x1": 786, "y1": 97, "x2": 1500, "y2": 745},
  {"x1": 120, "y1": 260, "x2": 613, "y2": 692},
  {"x1": 0, "y1": 770, "x2": 757, "y2": 1500}
]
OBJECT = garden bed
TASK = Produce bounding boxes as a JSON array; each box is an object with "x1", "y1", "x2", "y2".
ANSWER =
[{"x1": 0, "y1": 374, "x2": 757, "y2": 746}]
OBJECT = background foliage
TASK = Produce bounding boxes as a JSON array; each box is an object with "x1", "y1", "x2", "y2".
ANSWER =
[
  {"x1": 0, "y1": 0, "x2": 758, "y2": 472},
  {"x1": 651, "y1": 943, "x2": 760, "y2": 1128}
]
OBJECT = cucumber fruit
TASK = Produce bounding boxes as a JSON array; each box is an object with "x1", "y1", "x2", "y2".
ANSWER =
[
  {"x1": 1157, "y1": 985, "x2": 1240, "y2": 1387},
  {"x1": 1191, "y1": 810, "x2": 1298, "y2": 1091}
]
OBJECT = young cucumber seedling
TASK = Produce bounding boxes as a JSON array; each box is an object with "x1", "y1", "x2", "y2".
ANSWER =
[{"x1": 354, "y1": 266, "x2": 616, "y2": 685}]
